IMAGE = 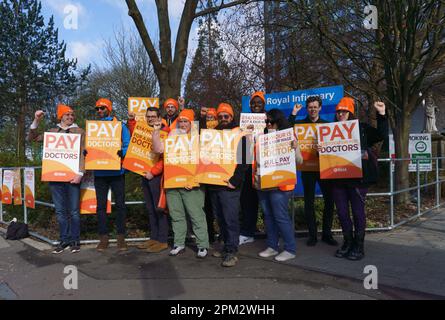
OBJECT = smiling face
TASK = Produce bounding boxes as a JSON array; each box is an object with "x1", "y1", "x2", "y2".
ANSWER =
[
  {"x1": 336, "y1": 110, "x2": 350, "y2": 122},
  {"x1": 61, "y1": 112, "x2": 75, "y2": 127},
  {"x1": 146, "y1": 110, "x2": 160, "y2": 127},
  {"x1": 250, "y1": 96, "x2": 265, "y2": 113},
  {"x1": 307, "y1": 101, "x2": 321, "y2": 121},
  {"x1": 218, "y1": 112, "x2": 233, "y2": 126},
  {"x1": 178, "y1": 118, "x2": 191, "y2": 133}
]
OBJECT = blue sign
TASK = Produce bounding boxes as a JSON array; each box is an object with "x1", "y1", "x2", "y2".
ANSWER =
[
  {"x1": 243, "y1": 85, "x2": 344, "y2": 196},
  {"x1": 242, "y1": 85, "x2": 344, "y2": 123}
]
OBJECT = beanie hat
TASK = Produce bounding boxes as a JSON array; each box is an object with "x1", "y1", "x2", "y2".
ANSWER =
[
  {"x1": 206, "y1": 108, "x2": 217, "y2": 118},
  {"x1": 163, "y1": 98, "x2": 179, "y2": 111},
  {"x1": 57, "y1": 104, "x2": 74, "y2": 120},
  {"x1": 96, "y1": 98, "x2": 113, "y2": 113},
  {"x1": 250, "y1": 91, "x2": 266, "y2": 104},
  {"x1": 336, "y1": 97, "x2": 355, "y2": 114},
  {"x1": 178, "y1": 109, "x2": 195, "y2": 123},
  {"x1": 217, "y1": 103, "x2": 234, "y2": 118}
]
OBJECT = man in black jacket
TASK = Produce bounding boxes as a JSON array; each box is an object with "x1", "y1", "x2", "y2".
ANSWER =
[
  {"x1": 207, "y1": 103, "x2": 250, "y2": 267},
  {"x1": 289, "y1": 96, "x2": 338, "y2": 247}
]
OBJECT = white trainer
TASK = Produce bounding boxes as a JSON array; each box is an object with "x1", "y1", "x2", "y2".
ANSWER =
[
  {"x1": 196, "y1": 248, "x2": 208, "y2": 258},
  {"x1": 258, "y1": 247, "x2": 279, "y2": 258},
  {"x1": 239, "y1": 235, "x2": 254, "y2": 245},
  {"x1": 169, "y1": 246, "x2": 185, "y2": 256},
  {"x1": 274, "y1": 251, "x2": 296, "y2": 262}
]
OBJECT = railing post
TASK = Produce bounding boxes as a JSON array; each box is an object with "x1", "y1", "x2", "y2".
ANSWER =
[
  {"x1": 390, "y1": 158, "x2": 394, "y2": 228},
  {"x1": 0, "y1": 194, "x2": 3, "y2": 223},
  {"x1": 417, "y1": 159, "x2": 421, "y2": 216}
]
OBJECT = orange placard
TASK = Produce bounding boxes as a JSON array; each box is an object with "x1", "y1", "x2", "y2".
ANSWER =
[
  {"x1": 85, "y1": 121, "x2": 122, "y2": 170},
  {"x1": 317, "y1": 120, "x2": 363, "y2": 179},
  {"x1": 1, "y1": 170, "x2": 14, "y2": 205},
  {"x1": 80, "y1": 172, "x2": 111, "y2": 214},
  {"x1": 13, "y1": 169, "x2": 22, "y2": 206},
  {"x1": 164, "y1": 132, "x2": 200, "y2": 189},
  {"x1": 258, "y1": 128, "x2": 297, "y2": 189},
  {"x1": 123, "y1": 122, "x2": 167, "y2": 176},
  {"x1": 24, "y1": 168, "x2": 35, "y2": 209},
  {"x1": 294, "y1": 124, "x2": 320, "y2": 171},
  {"x1": 41, "y1": 132, "x2": 81, "y2": 182},
  {"x1": 128, "y1": 97, "x2": 159, "y2": 122},
  {"x1": 197, "y1": 129, "x2": 241, "y2": 186}
]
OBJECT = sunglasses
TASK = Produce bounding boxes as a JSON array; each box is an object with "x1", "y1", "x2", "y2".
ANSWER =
[
  {"x1": 95, "y1": 106, "x2": 107, "y2": 111},
  {"x1": 218, "y1": 114, "x2": 231, "y2": 120}
]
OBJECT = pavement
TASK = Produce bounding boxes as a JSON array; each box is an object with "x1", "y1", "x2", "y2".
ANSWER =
[{"x1": 1, "y1": 209, "x2": 445, "y2": 300}]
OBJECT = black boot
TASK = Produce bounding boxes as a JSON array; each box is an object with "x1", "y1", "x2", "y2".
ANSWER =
[
  {"x1": 322, "y1": 232, "x2": 339, "y2": 246},
  {"x1": 347, "y1": 231, "x2": 365, "y2": 261},
  {"x1": 335, "y1": 231, "x2": 353, "y2": 258}
]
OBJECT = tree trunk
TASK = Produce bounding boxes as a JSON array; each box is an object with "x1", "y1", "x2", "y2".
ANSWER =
[
  {"x1": 159, "y1": 72, "x2": 181, "y2": 102},
  {"x1": 393, "y1": 116, "x2": 411, "y2": 204},
  {"x1": 16, "y1": 103, "x2": 27, "y2": 165}
]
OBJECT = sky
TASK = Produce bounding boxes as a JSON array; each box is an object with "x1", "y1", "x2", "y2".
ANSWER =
[{"x1": 40, "y1": 0, "x2": 200, "y2": 69}]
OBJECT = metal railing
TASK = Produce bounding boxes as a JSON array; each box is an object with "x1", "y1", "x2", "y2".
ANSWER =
[{"x1": 1, "y1": 157, "x2": 445, "y2": 245}]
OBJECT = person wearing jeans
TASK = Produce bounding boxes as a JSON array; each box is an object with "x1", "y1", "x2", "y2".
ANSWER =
[
  {"x1": 28, "y1": 104, "x2": 85, "y2": 254},
  {"x1": 254, "y1": 109, "x2": 303, "y2": 262}
]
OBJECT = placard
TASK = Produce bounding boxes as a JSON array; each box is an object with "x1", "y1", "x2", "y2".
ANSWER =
[
  {"x1": 80, "y1": 172, "x2": 111, "y2": 214},
  {"x1": 24, "y1": 168, "x2": 35, "y2": 209},
  {"x1": 1, "y1": 170, "x2": 14, "y2": 204},
  {"x1": 240, "y1": 113, "x2": 267, "y2": 135},
  {"x1": 294, "y1": 124, "x2": 319, "y2": 171},
  {"x1": 128, "y1": 97, "x2": 159, "y2": 122},
  {"x1": 85, "y1": 121, "x2": 122, "y2": 170}
]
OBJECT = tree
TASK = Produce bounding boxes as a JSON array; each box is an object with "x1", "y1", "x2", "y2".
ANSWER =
[
  {"x1": 288, "y1": 0, "x2": 445, "y2": 203},
  {"x1": 184, "y1": 11, "x2": 243, "y2": 112},
  {"x1": 125, "y1": 0, "x2": 259, "y2": 102},
  {"x1": 0, "y1": 0, "x2": 89, "y2": 164}
]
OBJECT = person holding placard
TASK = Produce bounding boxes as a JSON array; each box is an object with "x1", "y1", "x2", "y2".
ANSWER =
[
  {"x1": 88, "y1": 98, "x2": 131, "y2": 252},
  {"x1": 162, "y1": 97, "x2": 185, "y2": 130},
  {"x1": 239, "y1": 91, "x2": 266, "y2": 246},
  {"x1": 207, "y1": 103, "x2": 249, "y2": 267},
  {"x1": 329, "y1": 98, "x2": 387, "y2": 261},
  {"x1": 254, "y1": 109, "x2": 303, "y2": 262},
  {"x1": 290, "y1": 96, "x2": 337, "y2": 247},
  {"x1": 152, "y1": 109, "x2": 209, "y2": 258},
  {"x1": 28, "y1": 104, "x2": 85, "y2": 254},
  {"x1": 129, "y1": 107, "x2": 171, "y2": 253}
]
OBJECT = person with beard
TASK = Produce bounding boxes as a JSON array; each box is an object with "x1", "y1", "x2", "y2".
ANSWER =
[{"x1": 206, "y1": 103, "x2": 249, "y2": 267}]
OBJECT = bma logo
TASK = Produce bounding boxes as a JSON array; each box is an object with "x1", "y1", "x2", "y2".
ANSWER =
[
  {"x1": 415, "y1": 141, "x2": 428, "y2": 153},
  {"x1": 363, "y1": 5, "x2": 378, "y2": 30}
]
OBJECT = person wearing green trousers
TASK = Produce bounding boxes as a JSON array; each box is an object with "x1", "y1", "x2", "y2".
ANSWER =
[{"x1": 152, "y1": 108, "x2": 209, "y2": 258}]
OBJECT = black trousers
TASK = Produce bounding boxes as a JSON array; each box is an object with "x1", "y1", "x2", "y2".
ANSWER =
[
  {"x1": 301, "y1": 171, "x2": 334, "y2": 238},
  {"x1": 240, "y1": 167, "x2": 259, "y2": 237},
  {"x1": 95, "y1": 175, "x2": 127, "y2": 235}
]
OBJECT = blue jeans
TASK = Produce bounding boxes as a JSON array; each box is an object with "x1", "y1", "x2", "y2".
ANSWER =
[
  {"x1": 258, "y1": 190, "x2": 296, "y2": 254},
  {"x1": 49, "y1": 182, "x2": 81, "y2": 243}
]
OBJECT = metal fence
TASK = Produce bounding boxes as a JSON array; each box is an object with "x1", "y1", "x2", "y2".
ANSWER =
[{"x1": 1, "y1": 157, "x2": 445, "y2": 246}]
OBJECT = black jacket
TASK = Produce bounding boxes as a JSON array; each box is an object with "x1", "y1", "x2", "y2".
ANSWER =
[{"x1": 289, "y1": 115, "x2": 330, "y2": 125}]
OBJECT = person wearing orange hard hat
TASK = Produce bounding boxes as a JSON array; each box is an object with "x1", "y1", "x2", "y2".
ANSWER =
[
  {"x1": 87, "y1": 98, "x2": 131, "y2": 253},
  {"x1": 152, "y1": 108, "x2": 209, "y2": 259},
  {"x1": 162, "y1": 97, "x2": 185, "y2": 130},
  {"x1": 27, "y1": 104, "x2": 85, "y2": 254},
  {"x1": 330, "y1": 97, "x2": 388, "y2": 261}
]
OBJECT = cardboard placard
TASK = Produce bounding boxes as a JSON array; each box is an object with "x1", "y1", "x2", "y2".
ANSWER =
[
  {"x1": 80, "y1": 172, "x2": 111, "y2": 214},
  {"x1": 85, "y1": 121, "x2": 122, "y2": 170},
  {"x1": 294, "y1": 124, "x2": 319, "y2": 171},
  {"x1": 240, "y1": 113, "x2": 267, "y2": 135},
  {"x1": 128, "y1": 97, "x2": 159, "y2": 122},
  {"x1": 24, "y1": 168, "x2": 35, "y2": 209},
  {"x1": 41, "y1": 132, "x2": 81, "y2": 182},
  {"x1": 1, "y1": 170, "x2": 14, "y2": 204},
  {"x1": 317, "y1": 120, "x2": 362, "y2": 179}
]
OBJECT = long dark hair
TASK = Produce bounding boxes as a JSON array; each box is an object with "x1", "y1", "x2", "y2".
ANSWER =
[{"x1": 266, "y1": 109, "x2": 290, "y2": 131}]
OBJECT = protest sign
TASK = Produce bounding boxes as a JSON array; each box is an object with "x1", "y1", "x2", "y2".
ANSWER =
[
  {"x1": 240, "y1": 113, "x2": 267, "y2": 135},
  {"x1": 123, "y1": 122, "x2": 167, "y2": 176},
  {"x1": 317, "y1": 120, "x2": 362, "y2": 179},
  {"x1": 164, "y1": 133, "x2": 199, "y2": 189},
  {"x1": 197, "y1": 129, "x2": 241, "y2": 186},
  {"x1": 258, "y1": 128, "x2": 297, "y2": 189},
  {"x1": 85, "y1": 121, "x2": 122, "y2": 170},
  {"x1": 12, "y1": 169, "x2": 22, "y2": 206},
  {"x1": 24, "y1": 168, "x2": 35, "y2": 209},
  {"x1": 1, "y1": 170, "x2": 14, "y2": 204},
  {"x1": 80, "y1": 172, "x2": 111, "y2": 214},
  {"x1": 41, "y1": 132, "x2": 81, "y2": 182},
  {"x1": 128, "y1": 97, "x2": 159, "y2": 122},
  {"x1": 294, "y1": 124, "x2": 319, "y2": 171}
]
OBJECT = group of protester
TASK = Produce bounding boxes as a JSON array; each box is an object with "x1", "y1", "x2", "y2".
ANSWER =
[{"x1": 28, "y1": 91, "x2": 387, "y2": 267}]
